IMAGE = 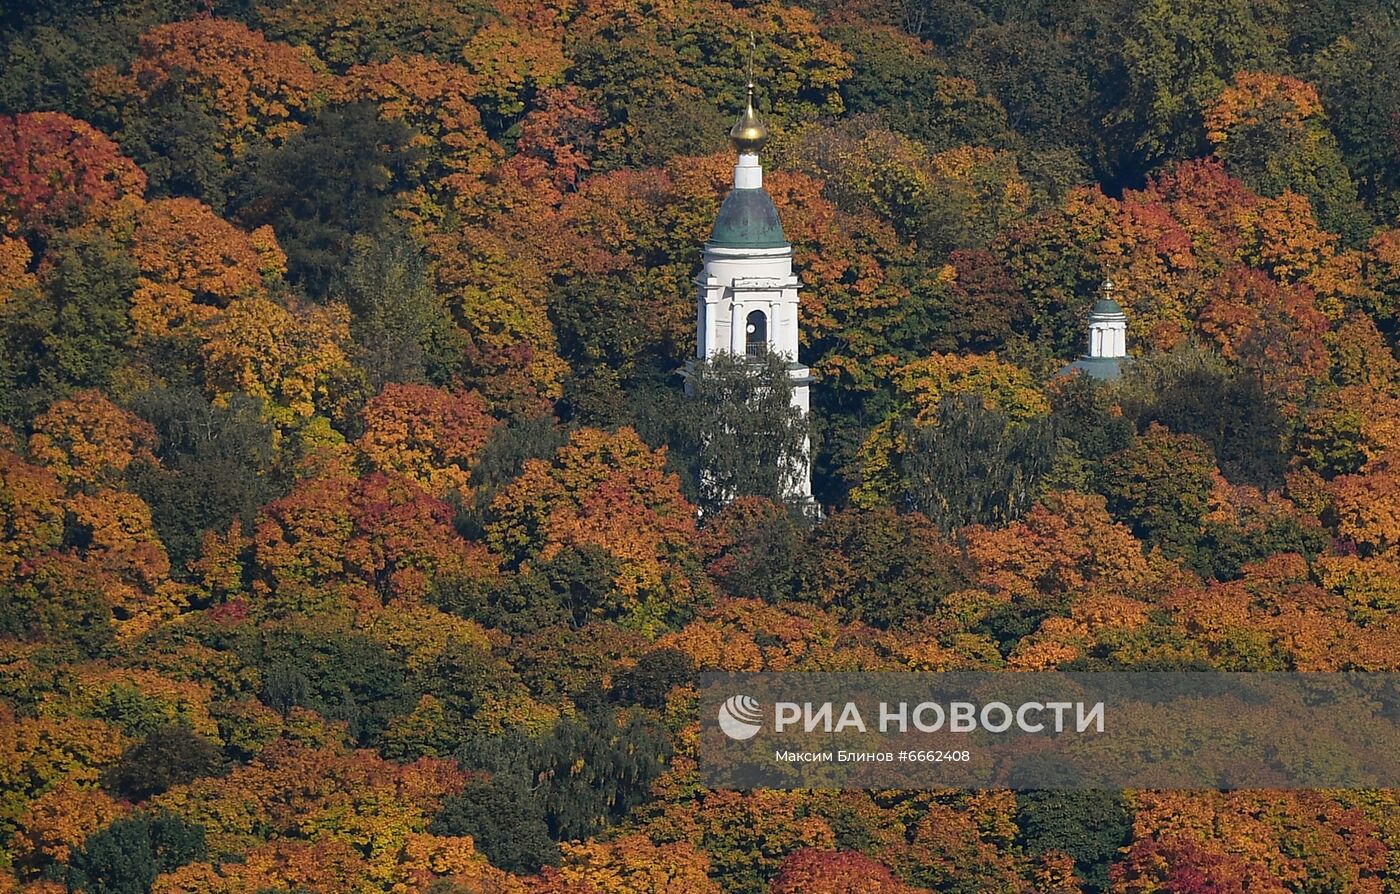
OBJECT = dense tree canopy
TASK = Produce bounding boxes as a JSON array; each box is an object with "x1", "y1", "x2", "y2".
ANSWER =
[{"x1": 3, "y1": 0, "x2": 1400, "y2": 891}]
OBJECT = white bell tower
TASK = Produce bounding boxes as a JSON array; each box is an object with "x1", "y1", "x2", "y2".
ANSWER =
[{"x1": 691, "y1": 80, "x2": 814, "y2": 509}]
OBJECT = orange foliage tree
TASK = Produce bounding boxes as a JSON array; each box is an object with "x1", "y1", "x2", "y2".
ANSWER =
[
  {"x1": 771, "y1": 848, "x2": 929, "y2": 894},
  {"x1": 253, "y1": 471, "x2": 495, "y2": 616},
  {"x1": 965, "y1": 491, "x2": 1157, "y2": 608},
  {"x1": 129, "y1": 197, "x2": 286, "y2": 344},
  {"x1": 545, "y1": 834, "x2": 722, "y2": 894},
  {"x1": 487, "y1": 427, "x2": 700, "y2": 633},
  {"x1": 90, "y1": 18, "x2": 328, "y2": 159},
  {"x1": 0, "y1": 708, "x2": 131, "y2": 850},
  {"x1": 11, "y1": 782, "x2": 125, "y2": 878},
  {"x1": 356, "y1": 384, "x2": 498, "y2": 499},
  {"x1": 27, "y1": 390, "x2": 157, "y2": 486},
  {"x1": 1195, "y1": 266, "x2": 1329, "y2": 400},
  {"x1": 0, "y1": 112, "x2": 146, "y2": 240},
  {"x1": 1112, "y1": 792, "x2": 1385, "y2": 894},
  {"x1": 992, "y1": 158, "x2": 1360, "y2": 365},
  {"x1": 0, "y1": 449, "x2": 66, "y2": 583},
  {"x1": 331, "y1": 56, "x2": 501, "y2": 213},
  {"x1": 149, "y1": 742, "x2": 501, "y2": 891},
  {"x1": 1329, "y1": 461, "x2": 1400, "y2": 557}
]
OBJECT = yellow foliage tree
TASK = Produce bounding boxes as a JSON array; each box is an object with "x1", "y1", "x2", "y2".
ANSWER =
[
  {"x1": 0, "y1": 450, "x2": 66, "y2": 583},
  {"x1": 0, "y1": 708, "x2": 131, "y2": 847},
  {"x1": 200, "y1": 296, "x2": 353, "y2": 420},
  {"x1": 550, "y1": 835, "x2": 722, "y2": 894},
  {"x1": 0, "y1": 237, "x2": 35, "y2": 308}
]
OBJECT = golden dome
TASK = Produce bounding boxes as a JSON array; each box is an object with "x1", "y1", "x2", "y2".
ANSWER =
[{"x1": 729, "y1": 83, "x2": 769, "y2": 154}]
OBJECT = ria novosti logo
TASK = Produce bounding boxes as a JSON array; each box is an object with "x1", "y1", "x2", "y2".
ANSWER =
[
  {"x1": 717, "y1": 694, "x2": 763, "y2": 740},
  {"x1": 714, "y1": 694, "x2": 1108, "y2": 741}
]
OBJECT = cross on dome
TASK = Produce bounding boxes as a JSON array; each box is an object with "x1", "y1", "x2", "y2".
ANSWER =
[{"x1": 729, "y1": 36, "x2": 768, "y2": 155}]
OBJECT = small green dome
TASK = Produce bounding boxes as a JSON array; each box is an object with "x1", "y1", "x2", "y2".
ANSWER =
[
  {"x1": 1091, "y1": 297, "x2": 1124, "y2": 315},
  {"x1": 708, "y1": 188, "x2": 787, "y2": 248}
]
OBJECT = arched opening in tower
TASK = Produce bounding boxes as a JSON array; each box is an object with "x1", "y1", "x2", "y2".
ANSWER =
[{"x1": 745, "y1": 309, "x2": 767, "y2": 357}]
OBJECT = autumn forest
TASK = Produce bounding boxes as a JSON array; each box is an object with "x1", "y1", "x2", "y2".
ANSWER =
[{"x1": 2, "y1": 0, "x2": 1400, "y2": 891}]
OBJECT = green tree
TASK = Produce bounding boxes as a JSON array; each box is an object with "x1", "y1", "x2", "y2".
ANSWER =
[
  {"x1": 458, "y1": 709, "x2": 672, "y2": 843},
  {"x1": 0, "y1": 553, "x2": 115, "y2": 656},
  {"x1": 698, "y1": 496, "x2": 807, "y2": 602},
  {"x1": 955, "y1": 18, "x2": 1097, "y2": 152},
  {"x1": 565, "y1": 1, "x2": 850, "y2": 170},
  {"x1": 105, "y1": 70, "x2": 231, "y2": 210},
  {"x1": 454, "y1": 412, "x2": 570, "y2": 542},
  {"x1": 674, "y1": 352, "x2": 812, "y2": 516},
  {"x1": 1309, "y1": 10, "x2": 1400, "y2": 220},
  {"x1": 1047, "y1": 371, "x2": 1135, "y2": 473},
  {"x1": 418, "y1": 637, "x2": 517, "y2": 727},
  {"x1": 1207, "y1": 72, "x2": 1370, "y2": 243},
  {"x1": 1108, "y1": 0, "x2": 1279, "y2": 179},
  {"x1": 1101, "y1": 424, "x2": 1218, "y2": 561},
  {"x1": 825, "y1": 21, "x2": 1011, "y2": 150},
  {"x1": 610, "y1": 647, "x2": 694, "y2": 708},
  {"x1": 430, "y1": 776, "x2": 560, "y2": 873},
  {"x1": 0, "y1": 227, "x2": 135, "y2": 425},
  {"x1": 803, "y1": 506, "x2": 969, "y2": 628},
  {"x1": 338, "y1": 226, "x2": 466, "y2": 387},
  {"x1": 67, "y1": 812, "x2": 206, "y2": 894},
  {"x1": 229, "y1": 102, "x2": 422, "y2": 299},
  {"x1": 127, "y1": 387, "x2": 281, "y2": 571},
  {"x1": 535, "y1": 710, "x2": 672, "y2": 841},
  {"x1": 249, "y1": 0, "x2": 481, "y2": 71},
  {"x1": 0, "y1": 3, "x2": 178, "y2": 118},
  {"x1": 256, "y1": 625, "x2": 412, "y2": 746},
  {"x1": 1197, "y1": 513, "x2": 1329, "y2": 582},
  {"x1": 104, "y1": 724, "x2": 224, "y2": 801},
  {"x1": 897, "y1": 393, "x2": 1059, "y2": 531},
  {"x1": 1017, "y1": 790, "x2": 1132, "y2": 893},
  {"x1": 1119, "y1": 349, "x2": 1288, "y2": 489}
]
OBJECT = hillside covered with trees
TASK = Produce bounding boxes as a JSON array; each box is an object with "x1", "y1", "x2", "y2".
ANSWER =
[{"x1": 3, "y1": 0, "x2": 1400, "y2": 891}]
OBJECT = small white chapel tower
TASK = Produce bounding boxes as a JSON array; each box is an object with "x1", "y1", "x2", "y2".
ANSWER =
[
  {"x1": 1062, "y1": 277, "x2": 1131, "y2": 380},
  {"x1": 691, "y1": 78, "x2": 815, "y2": 508}
]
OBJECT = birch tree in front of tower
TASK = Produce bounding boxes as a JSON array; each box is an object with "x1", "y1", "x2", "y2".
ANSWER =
[{"x1": 674, "y1": 352, "x2": 812, "y2": 517}]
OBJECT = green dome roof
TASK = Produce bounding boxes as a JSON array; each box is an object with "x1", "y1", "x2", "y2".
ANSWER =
[
  {"x1": 708, "y1": 188, "x2": 787, "y2": 248},
  {"x1": 1091, "y1": 297, "x2": 1124, "y2": 315}
]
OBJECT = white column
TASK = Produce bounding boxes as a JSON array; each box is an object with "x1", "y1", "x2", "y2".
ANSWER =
[
  {"x1": 705, "y1": 297, "x2": 717, "y2": 358},
  {"x1": 730, "y1": 297, "x2": 742, "y2": 354},
  {"x1": 696, "y1": 298, "x2": 705, "y2": 358}
]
